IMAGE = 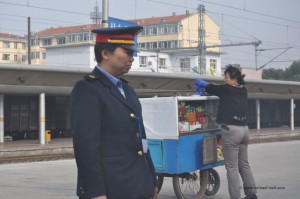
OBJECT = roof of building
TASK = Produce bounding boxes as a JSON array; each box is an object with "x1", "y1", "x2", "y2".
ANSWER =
[
  {"x1": 31, "y1": 11, "x2": 212, "y2": 39},
  {"x1": 34, "y1": 13, "x2": 193, "y2": 37},
  {"x1": 34, "y1": 24, "x2": 98, "y2": 37},
  {"x1": 0, "y1": 33, "x2": 24, "y2": 39},
  {"x1": 130, "y1": 14, "x2": 190, "y2": 25}
]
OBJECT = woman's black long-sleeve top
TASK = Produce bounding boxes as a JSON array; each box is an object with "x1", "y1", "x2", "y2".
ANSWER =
[{"x1": 205, "y1": 84, "x2": 248, "y2": 126}]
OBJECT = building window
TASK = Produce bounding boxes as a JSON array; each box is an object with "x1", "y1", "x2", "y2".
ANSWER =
[
  {"x1": 159, "y1": 58, "x2": 166, "y2": 69},
  {"x1": 42, "y1": 39, "x2": 52, "y2": 46},
  {"x1": 14, "y1": 42, "x2": 18, "y2": 49},
  {"x1": 139, "y1": 43, "x2": 145, "y2": 48},
  {"x1": 31, "y1": 52, "x2": 40, "y2": 59},
  {"x1": 152, "y1": 27, "x2": 158, "y2": 35},
  {"x1": 14, "y1": 55, "x2": 18, "y2": 61},
  {"x1": 3, "y1": 41, "x2": 10, "y2": 48},
  {"x1": 2, "y1": 54, "x2": 10, "y2": 60},
  {"x1": 22, "y1": 55, "x2": 26, "y2": 62},
  {"x1": 83, "y1": 33, "x2": 90, "y2": 41},
  {"x1": 210, "y1": 59, "x2": 217, "y2": 75},
  {"x1": 22, "y1": 43, "x2": 25, "y2": 49},
  {"x1": 42, "y1": 52, "x2": 46, "y2": 59},
  {"x1": 139, "y1": 56, "x2": 147, "y2": 68},
  {"x1": 180, "y1": 58, "x2": 190, "y2": 72},
  {"x1": 31, "y1": 39, "x2": 39, "y2": 46},
  {"x1": 58, "y1": 37, "x2": 66, "y2": 44}
]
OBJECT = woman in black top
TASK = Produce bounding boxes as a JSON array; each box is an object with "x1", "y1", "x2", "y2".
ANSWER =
[{"x1": 195, "y1": 65, "x2": 257, "y2": 199}]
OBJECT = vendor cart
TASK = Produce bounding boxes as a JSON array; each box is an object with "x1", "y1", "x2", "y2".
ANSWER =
[{"x1": 140, "y1": 96, "x2": 224, "y2": 199}]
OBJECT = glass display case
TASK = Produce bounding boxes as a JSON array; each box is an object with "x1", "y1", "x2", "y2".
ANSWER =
[{"x1": 177, "y1": 96, "x2": 219, "y2": 133}]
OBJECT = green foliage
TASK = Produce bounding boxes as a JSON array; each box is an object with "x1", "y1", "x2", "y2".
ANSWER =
[{"x1": 262, "y1": 60, "x2": 300, "y2": 81}]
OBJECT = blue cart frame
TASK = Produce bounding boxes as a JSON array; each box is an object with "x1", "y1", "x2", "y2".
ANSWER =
[{"x1": 140, "y1": 96, "x2": 225, "y2": 199}]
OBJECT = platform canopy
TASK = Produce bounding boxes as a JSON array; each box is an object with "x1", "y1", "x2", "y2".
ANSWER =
[{"x1": 1, "y1": 63, "x2": 300, "y2": 99}]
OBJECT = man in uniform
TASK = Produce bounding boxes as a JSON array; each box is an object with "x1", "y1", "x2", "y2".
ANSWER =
[{"x1": 69, "y1": 26, "x2": 158, "y2": 199}]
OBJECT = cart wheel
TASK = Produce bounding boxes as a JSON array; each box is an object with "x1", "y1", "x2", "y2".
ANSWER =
[
  {"x1": 205, "y1": 168, "x2": 220, "y2": 196},
  {"x1": 172, "y1": 170, "x2": 208, "y2": 199},
  {"x1": 156, "y1": 174, "x2": 164, "y2": 193}
]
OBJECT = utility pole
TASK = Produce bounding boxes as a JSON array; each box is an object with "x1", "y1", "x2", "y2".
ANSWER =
[
  {"x1": 27, "y1": 17, "x2": 31, "y2": 65},
  {"x1": 198, "y1": 4, "x2": 206, "y2": 75},
  {"x1": 102, "y1": 0, "x2": 109, "y2": 28}
]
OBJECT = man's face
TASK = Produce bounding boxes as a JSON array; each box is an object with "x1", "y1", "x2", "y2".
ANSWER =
[{"x1": 105, "y1": 46, "x2": 134, "y2": 76}]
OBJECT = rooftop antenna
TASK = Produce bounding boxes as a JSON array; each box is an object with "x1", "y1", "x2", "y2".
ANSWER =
[{"x1": 90, "y1": 1, "x2": 102, "y2": 27}]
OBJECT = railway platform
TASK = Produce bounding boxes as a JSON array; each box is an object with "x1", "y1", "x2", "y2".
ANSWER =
[{"x1": 0, "y1": 127, "x2": 299, "y2": 164}]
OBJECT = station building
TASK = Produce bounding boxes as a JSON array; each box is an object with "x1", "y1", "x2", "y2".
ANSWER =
[{"x1": 0, "y1": 63, "x2": 299, "y2": 144}]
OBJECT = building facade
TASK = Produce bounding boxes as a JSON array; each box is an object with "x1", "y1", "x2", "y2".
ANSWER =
[
  {"x1": 0, "y1": 33, "x2": 26, "y2": 64},
  {"x1": 133, "y1": 12, "x2": 221, "y2": 75},
  {"x1": 2, "y1": 12, "x2": 221, "y2": 76}
]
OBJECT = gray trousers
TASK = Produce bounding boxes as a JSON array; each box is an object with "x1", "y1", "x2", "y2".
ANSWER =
[{"x1": 221, "y1": 125, "x2": 257, "y2": 199}]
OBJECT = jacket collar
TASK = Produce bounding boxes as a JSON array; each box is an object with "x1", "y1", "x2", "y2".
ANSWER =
[{"x1": 90, "y1": 67, "x2": 137, "y2": 113}]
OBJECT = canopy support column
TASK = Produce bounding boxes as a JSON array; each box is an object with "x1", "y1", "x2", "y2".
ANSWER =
[
  {"x1": 39, "y1": 93, "x2": 46, "y2": 144},
  {"x1": 256, "y1": 99, "x2": 260, "y2": 130}
]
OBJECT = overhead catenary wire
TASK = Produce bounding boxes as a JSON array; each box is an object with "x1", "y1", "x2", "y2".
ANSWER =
[
  {"x1": 0, "y1": 12, "x2": 87, "y2": 26},
  {"x1": 198, "y1": 0, "x2": 300, "y2": 24},
  {"x1": 0, "y1": 1, "x2": 89, "y2": 16}
]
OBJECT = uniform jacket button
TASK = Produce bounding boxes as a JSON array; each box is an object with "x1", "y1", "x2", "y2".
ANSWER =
[
  {"x1": 138, "y1": 151, "x2": 143, "y2": 156},
  {"x1": 130, "y1": 113, "x2": 135, "y2": 117}
]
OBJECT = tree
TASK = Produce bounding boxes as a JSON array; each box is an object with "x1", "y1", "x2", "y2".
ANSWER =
[{"x1": 262, "y1": 60, "x2": 300, "y2": 81}]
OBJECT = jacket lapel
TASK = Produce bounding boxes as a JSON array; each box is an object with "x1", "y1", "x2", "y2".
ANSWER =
[{"x1": 91, "y1": 68, "x2": 136, "y2": 112}]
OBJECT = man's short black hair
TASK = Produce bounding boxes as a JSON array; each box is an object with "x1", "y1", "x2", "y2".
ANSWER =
[{"x1": 94, "y1": 43, "x2": 119, "y2": 63}]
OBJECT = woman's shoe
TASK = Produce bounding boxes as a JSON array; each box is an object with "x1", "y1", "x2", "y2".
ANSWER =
[{"x1": 244, "y1": 194, "x2": 257, "y2": 199}]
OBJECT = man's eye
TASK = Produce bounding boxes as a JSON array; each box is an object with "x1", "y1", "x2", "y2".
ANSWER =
[{"x1": 126, "y1": 50, "x2": 134, "y2": 56}]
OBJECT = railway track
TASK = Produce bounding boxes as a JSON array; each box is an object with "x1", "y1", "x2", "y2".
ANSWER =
[{"x1": 0, "y1": 153, "x2": 74, "y2": 164}]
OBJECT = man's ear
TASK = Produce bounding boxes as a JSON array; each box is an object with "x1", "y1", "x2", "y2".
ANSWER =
[{"x1": 101, "y1": 49, "x2": 110, "y2": 60}]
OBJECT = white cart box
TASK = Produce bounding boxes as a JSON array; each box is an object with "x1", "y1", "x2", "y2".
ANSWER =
[{"x1": 140, "y1": 96, "x2": 219, "y2": 140}]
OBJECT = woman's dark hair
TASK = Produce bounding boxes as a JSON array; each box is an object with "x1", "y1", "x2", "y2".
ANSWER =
[
  {"x1": 94, "y1": 43, "x2": 119, "y2": 63},
  {"x1": 224, "y1": 64, "x2": 246, "y2": 85}
]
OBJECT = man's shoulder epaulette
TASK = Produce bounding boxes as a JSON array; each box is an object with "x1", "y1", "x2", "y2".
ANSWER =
[{"x1": 84, "y1": 74, "x2": 99, "y2": 82}]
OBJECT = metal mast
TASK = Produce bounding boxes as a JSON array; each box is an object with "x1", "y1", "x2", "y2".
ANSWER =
[
  {"x1": 90, "y1": 1, "x2": 102, "y2": 27},
  {"x1": 198, "y1": 4, "x2": 206, "y2": 75}
]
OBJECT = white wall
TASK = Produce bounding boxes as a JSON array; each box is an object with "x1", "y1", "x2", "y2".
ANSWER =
[
  {"x1": 132, "y1": 51, "x2": 172, "y2": 72},
  {"x1": 46, "y1": 45, "x2": 96, "y2": 68},
  {"x1": 46, "y1": 45, "x2": 222, "y2": 76}
]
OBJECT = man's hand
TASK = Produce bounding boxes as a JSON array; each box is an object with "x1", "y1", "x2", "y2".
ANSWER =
[{"x1": 151, "y1": 186, "x2": 159, "y2": 199}]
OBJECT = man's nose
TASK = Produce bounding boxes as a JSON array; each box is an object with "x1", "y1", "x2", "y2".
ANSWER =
[{"x1": 129, "y1": 56, "x2": 134, "y2": 62}]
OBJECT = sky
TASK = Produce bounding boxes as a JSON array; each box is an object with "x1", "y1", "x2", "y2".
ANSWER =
[{"x1": 0, "y1": 0, "x2": 300, "y2": 70}]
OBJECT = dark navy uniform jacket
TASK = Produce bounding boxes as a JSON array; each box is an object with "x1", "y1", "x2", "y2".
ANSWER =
[{"x1": 70, "y1": 67, "x2": 157, "y2": 199}]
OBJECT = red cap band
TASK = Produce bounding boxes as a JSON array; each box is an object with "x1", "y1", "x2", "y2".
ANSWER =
[{"x1": 96, "y1": 34, "x2": 134, "y2": 43}]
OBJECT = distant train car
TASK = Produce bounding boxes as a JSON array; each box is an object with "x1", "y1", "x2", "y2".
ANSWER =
[{"x1": 4, "y1": 95, "x2": 71, "y2": 140}]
